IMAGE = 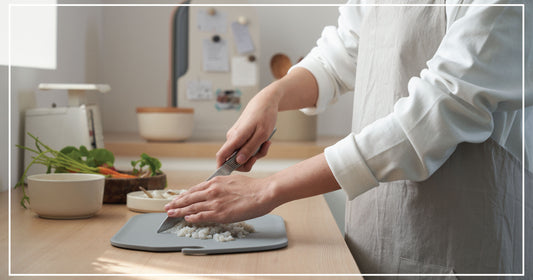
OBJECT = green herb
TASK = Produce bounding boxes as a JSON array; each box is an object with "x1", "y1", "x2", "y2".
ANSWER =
[
  {"x1": 131, "y1": 153, "x2": 162, "y2": 176},
  {"x1": 16, "y1": 133, "x2": 163, "y2": 209},
  {"x1": 57, "y1": 145, "x2": 115, "y2": 172}
]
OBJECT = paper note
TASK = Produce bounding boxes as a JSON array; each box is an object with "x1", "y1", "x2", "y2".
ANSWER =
[
  {"x1": 186, "y1": 80, "x2": 213, "y2": 100},
  {"x1": 231, "y1": 22, "x2": 254, "y2": 54},
  {"x1": 203, "y1": 39, "x2": 229, "y2": 72},
  {"x1": 197, "y1": 10, "x2": 227, "y2": 33},
  {"x1": 231, "y1": 57, "x2": 257, "y2": 86}
]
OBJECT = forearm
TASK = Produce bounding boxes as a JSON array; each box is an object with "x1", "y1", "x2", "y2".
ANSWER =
[
  {"x1": 265, "y1": 153, "x2": 340, "y2": 206},
  {"x1": 164, "y1": 153, "x2": 340, "y2": 224},
  {"x1": 263, "y1": 67, "x2": 319, "y2": 112}
]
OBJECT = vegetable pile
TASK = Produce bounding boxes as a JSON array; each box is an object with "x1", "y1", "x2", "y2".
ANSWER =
[{"x1": 15, "y1": 133, "x2": 163, "y2": 208}]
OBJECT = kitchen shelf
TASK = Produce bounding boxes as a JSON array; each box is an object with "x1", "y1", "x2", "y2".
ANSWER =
[{"x1": 104, "y1": 132, "x2": 340, "y2": 159}]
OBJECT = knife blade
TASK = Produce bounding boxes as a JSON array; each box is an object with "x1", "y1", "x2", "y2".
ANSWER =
[
  {"x1": 156, "y1": 128, "x2": 277, "y2": 233},
  {"x1": 156, "y1": 216, "x2": 184, "y2": 233}
]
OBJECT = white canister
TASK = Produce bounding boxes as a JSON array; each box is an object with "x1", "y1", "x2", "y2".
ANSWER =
[
  {"x1": 273, "y1": 110, "x2": 317, "y2": 141},
  {"x1": 136, "y1": 107, "x2": 194, "y2": 142}
]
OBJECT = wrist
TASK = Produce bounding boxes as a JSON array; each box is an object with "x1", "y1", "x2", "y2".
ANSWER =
[
  {"x1": 258, "y1": 174, "x2": 287, "y2": 210},
  {"x1": 257, "y1": 80, "x2": 285, "y2": 111},
  {"x1": 258, "y1": 154, "x2": 341, "y2": 208}
]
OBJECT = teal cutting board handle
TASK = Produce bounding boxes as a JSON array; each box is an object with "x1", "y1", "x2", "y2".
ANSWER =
[{"x1": 110, "y1": 213, "x2": 288, "y2": 255}]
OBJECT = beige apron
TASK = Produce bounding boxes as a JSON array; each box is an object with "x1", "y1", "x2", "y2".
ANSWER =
[{"x1": 345, "y1": 1, "x2": 532, "y2": 279}]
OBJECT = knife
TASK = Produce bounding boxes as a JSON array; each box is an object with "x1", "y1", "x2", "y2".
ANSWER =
[{"x1": 156, "y1": 128, "x2": 277, "y2": 233}]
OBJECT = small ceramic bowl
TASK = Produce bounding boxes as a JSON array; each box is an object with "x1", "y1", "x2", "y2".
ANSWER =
[
  {"x1": 27, "y1": 173, "x2": 105, "y2": 219},
  {"x1": 126, "y1": 189, "x2": 186, "y2": 212},
  {"x1": 136, "y1": 107, "x2": 194, "y2": 141}
]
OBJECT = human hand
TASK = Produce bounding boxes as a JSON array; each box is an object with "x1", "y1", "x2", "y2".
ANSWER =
[
  {"x1": 216, "y1": 67, "x2": 319, "y2": 172},
  {"x1": 165, "y1": 153, "x2": 340, "y2": 224},
  {"x1": 216, "y1": 86, "x2": 280, "y2": 172},
  {"x1": 164, "y1": 174, "x2": 278, "y2": 224}
]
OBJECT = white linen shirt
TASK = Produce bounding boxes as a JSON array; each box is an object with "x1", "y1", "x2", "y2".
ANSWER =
[{"x1": 294, "y1": 0, "x2": 532, "y2": 200}]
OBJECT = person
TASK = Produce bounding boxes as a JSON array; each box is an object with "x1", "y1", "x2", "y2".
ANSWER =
[{"x1": 165, "y1": 0, "x2": 532, "y2": 277}]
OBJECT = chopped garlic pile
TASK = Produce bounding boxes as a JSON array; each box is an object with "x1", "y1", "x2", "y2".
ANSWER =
[{"x1": 166, "y1": 220, "x2": 255, "y2": 242}]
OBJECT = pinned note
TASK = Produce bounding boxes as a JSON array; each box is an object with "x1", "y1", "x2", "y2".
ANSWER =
[
  {"x1": 197, "y1": 9, "x2": 227, "y2": 33},
  {"x1": 231, "y1": 56, "x2": 257, "y2": 86},
  {"x1": 231, "y1": 22, "x2": 254, "y2": 54},
  {"x1": 186, "y1": 79, "x2": 212, "y2": 100},
  {"x1": 202, "y1": 38, "x2": 229, "y2": 72}
]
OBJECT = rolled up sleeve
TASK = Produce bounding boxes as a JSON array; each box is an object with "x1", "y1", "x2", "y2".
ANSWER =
[
  {"x1": 325, "y1": 2, "x2": 528, "y2": 200},
  {"x1": 291, "y1": 1, "x2": 364, "y2": 115}
]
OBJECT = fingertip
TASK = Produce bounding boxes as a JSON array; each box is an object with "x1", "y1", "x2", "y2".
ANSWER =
[
  {"x1": 236, "y1": 153, "x2": 248, "y2": 164},
  {"x1": 167, "y1": 209, "x2": 177, "y2": 216},
  {"x1": 184, "y1": 214, "x2": 199, "y2": 223}
]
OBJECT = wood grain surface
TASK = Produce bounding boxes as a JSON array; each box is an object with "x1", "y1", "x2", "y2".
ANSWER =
[{"x1": 2, "y1": 170, "x2": 362, "y2": 280}]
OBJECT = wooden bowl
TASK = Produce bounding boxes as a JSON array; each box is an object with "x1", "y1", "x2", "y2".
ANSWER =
[{"x1": 103, "y1": 172, "x2": 167, "y2": 204}]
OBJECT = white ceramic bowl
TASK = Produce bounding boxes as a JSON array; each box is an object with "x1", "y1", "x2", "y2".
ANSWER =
[
  {"x1": 126, "y1": 189, "x2": 185, "y2": 213},
  {"x1": 27, "y1": 173, "x2": 105, "y2": 219},
  {"x1": 136, "y1": 107, "x2": 194, "y2": 141}
]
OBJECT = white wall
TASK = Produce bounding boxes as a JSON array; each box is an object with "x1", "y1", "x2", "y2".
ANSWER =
[
  {"x1": 96, "y1": 3, "x2": 176, "y2": 133},
  {"x1": 95, "y1": 1, "x2": 353, "y2": 137},
  {"x1": 3, "y1": 2, "x2": 354, "y2": 192},
  {"x1": 1, "y1": 2, "x2": 103, "y2": 191}
]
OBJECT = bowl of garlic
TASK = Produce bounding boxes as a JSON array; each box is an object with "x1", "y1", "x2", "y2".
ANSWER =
[{"x1": 126, "y1": 188, "x2": 186, "y2": 213}]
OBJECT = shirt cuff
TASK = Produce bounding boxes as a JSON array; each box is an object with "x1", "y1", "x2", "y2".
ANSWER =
[
  {"x1": 289, "y1": 56, "x2": 335, "y2": 115},
  {"x1": 324, "y1": 134, "x2": 379, "y2": 200}
]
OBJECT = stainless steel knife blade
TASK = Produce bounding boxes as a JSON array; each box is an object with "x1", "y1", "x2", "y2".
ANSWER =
[
  {"x1": 156, "y1": 217, "x2": 184, "y2": 233},
  {"x1": 156, "y1": 128, "x2": 276, "y2": 233}
]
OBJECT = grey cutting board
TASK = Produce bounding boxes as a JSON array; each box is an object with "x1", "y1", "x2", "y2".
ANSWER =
[{"x1": 110, "y1": 213, "x2": 288, "y2": 255}]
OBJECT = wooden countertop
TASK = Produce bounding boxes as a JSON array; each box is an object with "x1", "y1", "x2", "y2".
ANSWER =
[
  {"x1": 2, "y1": 170, "x2": 362, "y2": 279},
  {"x1": 104, "y1": 133, "x2": 340, "y2": 159}
]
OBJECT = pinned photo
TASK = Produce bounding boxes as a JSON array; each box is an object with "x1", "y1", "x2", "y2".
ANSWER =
[{"x1": 215, "y1": 89, "x2": 241, "y2": 111}]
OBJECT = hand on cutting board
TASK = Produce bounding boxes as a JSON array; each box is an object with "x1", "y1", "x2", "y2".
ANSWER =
[
  {"x1": 164, "y1": 154, "x2": 340, "y2": 224},
  {"x1": 164, "y1": 174, "x2": 278, "y2": 224}
]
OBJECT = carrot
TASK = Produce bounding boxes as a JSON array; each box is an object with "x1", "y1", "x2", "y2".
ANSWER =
[
  {"x1": 110, "y1": 173, "x2": 137, "y2": 179},
  {"x1": 97, "y1": 167, "x2": 137, "y2": 178},
  {"x1": 96, "y1": 166, "x2": 117, "y2": 175}
]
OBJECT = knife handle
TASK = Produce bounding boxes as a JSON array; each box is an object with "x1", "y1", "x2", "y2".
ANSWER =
[
  {"x1": 216, "y1": 128, "x2": 277, "y2": 175},
  {"x1": 238, "y1": 127, "x2": 277, "y2": 163},
  {"x1": 222, "y1": 151, "x2": 241, "y2": 171}
]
